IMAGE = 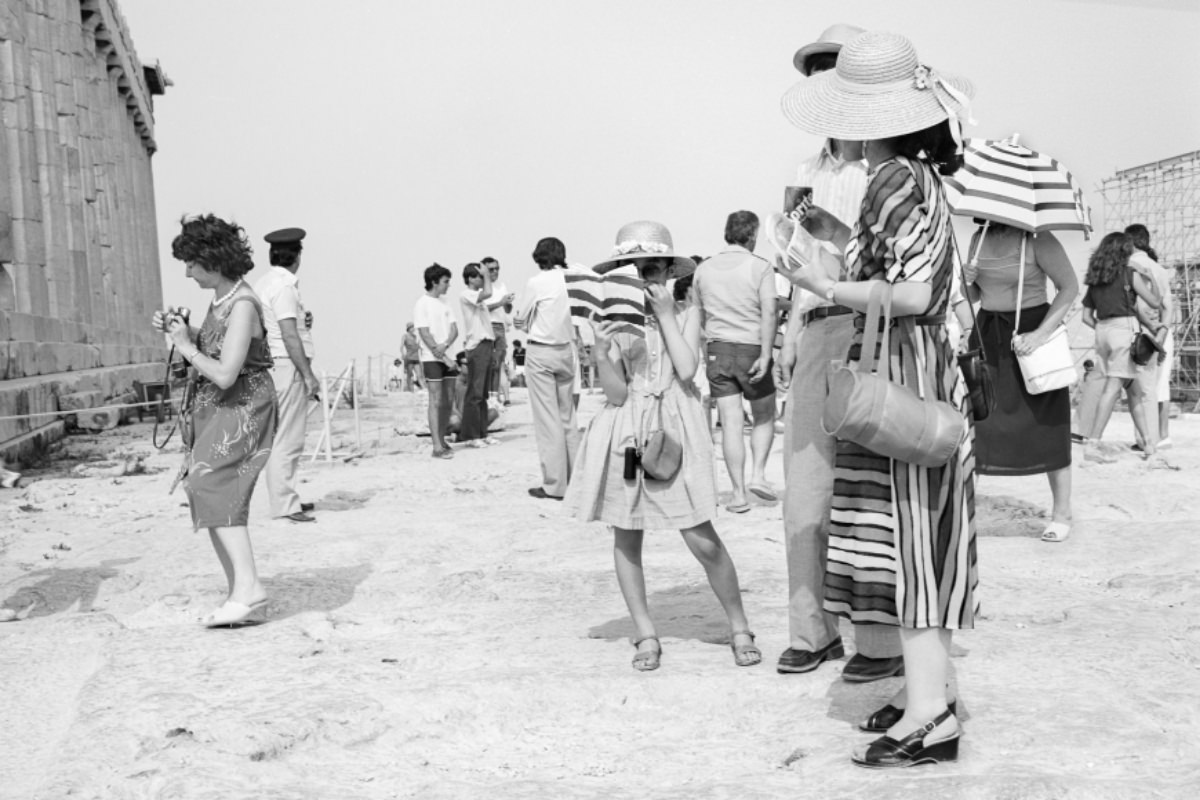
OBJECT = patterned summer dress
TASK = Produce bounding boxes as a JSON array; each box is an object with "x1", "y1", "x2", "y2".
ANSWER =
[
  {"x1": 183, "y1": 292, "x2": 277, "y2": 529},
  {"x1": 824, "y1": 156, "x2": 978, "y2": 630},
  {"x1": 566, "y1": 307, "x2": 717, "y2": 530}
]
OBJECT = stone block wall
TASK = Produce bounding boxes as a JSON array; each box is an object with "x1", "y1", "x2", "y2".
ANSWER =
[{"x1": 0, "y1": 0, "x2": 166, "y2": 461}]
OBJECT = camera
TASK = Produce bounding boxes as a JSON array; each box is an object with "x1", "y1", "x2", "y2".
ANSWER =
[
  {"x1": 623, "y1": 446, "x2": 640, "y2": 480},
  {"x1": 163, "y1": 307, "x2": 191, "y2": 328}
]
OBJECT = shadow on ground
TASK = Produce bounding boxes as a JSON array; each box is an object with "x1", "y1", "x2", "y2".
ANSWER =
[
  {"x1": 262, "y1": 562, "x2": 373, "y2": 621},
  {"x1": 586, "y1": 582, "x2": 740, "y2": 644},
  {"x1": 0, "y1": 557, "x2": 139, "y2": 617}
]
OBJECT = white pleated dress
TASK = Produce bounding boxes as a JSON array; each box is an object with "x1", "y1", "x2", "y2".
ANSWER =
[{"x1": 566, "y1": 308, "x2": 718, "y2": 530}]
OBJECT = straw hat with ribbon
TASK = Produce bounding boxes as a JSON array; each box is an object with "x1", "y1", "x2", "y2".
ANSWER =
[
  {"x1": 592, "y1": 220, "x2": 696, "y2": 278},
  {"x1": 781, "y1": 31, "x2": 975, "y2": 143},
  {"x1": 792, "y1": 23, "x2": 866, "y2": 75}
]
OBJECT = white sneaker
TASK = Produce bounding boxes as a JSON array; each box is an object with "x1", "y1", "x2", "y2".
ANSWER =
[
  {"x1": 0, "y1": 469, "x2": 20, "y2": 489},
  {"x1": 1158, "y1": 437, "x2": 1173, "y2": 449}
]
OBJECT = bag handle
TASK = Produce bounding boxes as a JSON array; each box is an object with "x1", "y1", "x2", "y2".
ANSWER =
[
  {"x1": 1013, "y1": 231, "x2": 1028, "y2": 341},
  {"x1": 957, "y1": 227, "x2": 987, "y2": 360},
  {"x1": 858, "y1": 280, "x2": 893, "y2": 381}
]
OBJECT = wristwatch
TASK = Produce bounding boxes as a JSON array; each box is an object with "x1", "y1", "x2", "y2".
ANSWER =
[{"x1": 824, "y1": 282, "x2": 837, "y2": 304}]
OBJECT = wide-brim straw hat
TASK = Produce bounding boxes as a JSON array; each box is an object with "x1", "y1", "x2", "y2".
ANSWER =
[
  {"x1": 781, "y1": 31, "x2": 974, "y2": 141},
  {"x1": 592, "y1": 220, "x2": 696, "y2": 279},
  {"x1": 792, "y1": 23, "x2": 865, "y2": 75}
]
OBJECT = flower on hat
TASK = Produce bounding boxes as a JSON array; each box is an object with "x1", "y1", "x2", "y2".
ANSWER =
[
  {"x1": 913, "y1": 65, "x2": 930, "y2": 90},
  {"x1": 611, "y1": 240, "x2": 672, "y2": 257}
]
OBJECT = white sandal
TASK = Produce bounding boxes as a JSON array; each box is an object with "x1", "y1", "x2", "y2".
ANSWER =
[{"x1": 1040, "y1": 522, "x2": 1071, "y2": 543}]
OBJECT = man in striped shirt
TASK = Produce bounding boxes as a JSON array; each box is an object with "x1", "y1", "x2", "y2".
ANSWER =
[{"x1": 775, "y1": 24, "x2": 904, "y2": 681}]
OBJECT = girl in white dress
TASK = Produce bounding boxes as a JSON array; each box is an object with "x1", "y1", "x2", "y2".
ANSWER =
[{"x1": 566, "y1": 221, "x2": 759, "y2": 672}]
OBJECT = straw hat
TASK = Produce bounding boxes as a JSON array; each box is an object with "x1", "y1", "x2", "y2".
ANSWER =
[
  {"x1": 592, "y1": 220, "x2": 696, "y2": 278},
  {"x1": 792, "y1": 23, "x2": 865, "y2": 75},
  {"x1": 781, "y1": 31, "x2": 974, "y2": 141}
]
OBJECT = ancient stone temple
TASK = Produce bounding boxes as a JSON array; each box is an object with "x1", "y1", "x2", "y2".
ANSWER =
[{"x1": 0, "y1": 0, "x2": 167, "y2": 461}]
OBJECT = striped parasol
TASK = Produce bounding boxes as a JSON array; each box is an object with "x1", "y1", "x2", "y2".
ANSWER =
[{"x1": 944, "y1": 136, "x2": 1092, "y2": 238}]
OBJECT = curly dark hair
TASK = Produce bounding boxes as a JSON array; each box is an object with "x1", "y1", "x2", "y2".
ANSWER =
[
  {"x1": 887, "y1": 119, "x2": 963, "y2": 176},
  {"x1": 532, "y1": 237, "x2": 566, "y2": 270},
  {"x1": 171, "y1": 214, "x2": 255, "y2": 280},
  {"x1": 1084, "y1": 231, "x2": 1133, "y2": 287}
]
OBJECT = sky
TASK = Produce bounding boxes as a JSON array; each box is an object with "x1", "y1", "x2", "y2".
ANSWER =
[{"x1": 119, "y1": 0, "x2": 1200, "y2": 375}]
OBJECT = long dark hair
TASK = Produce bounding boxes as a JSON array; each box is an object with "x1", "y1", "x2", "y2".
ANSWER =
[
  {"x1": 886, "y1": 119, "x2": 963, "y2": 176},
  {"x1": 1084, "y1": 232, "x2": 1133, "y2": 287},
  {"x1": 1124, "y1": 223, "x2": 1158, "y2": 262}
]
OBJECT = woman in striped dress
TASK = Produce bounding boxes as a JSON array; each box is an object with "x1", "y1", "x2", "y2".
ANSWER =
[{"x1": 778, "y1": 31, "x2": 976, "y2": 768}]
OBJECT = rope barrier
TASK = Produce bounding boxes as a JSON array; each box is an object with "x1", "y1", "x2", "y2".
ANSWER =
[{"x1": 0, "y1": 396, "x2": 183, "y2": 423}]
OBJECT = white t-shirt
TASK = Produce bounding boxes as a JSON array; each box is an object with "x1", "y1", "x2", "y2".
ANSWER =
[
  {"x1": 413, "y1": 294, "x2": 455, "y2": 362},
  {"x1": 1130, "y1": 250, "x2": 1174, "y2": 325},
  {"x1": 254, "y1": 266, "x2": 315, "y2": 359},
  {"x1": 488, "y1": 280, "x2": 511, "y2": 325},
  {"x1": 514, "y1": 269, "x2": 573, "y2": 346},
  {"x1": 460, "y1": 288, "x2": 497, "y2": 350}
]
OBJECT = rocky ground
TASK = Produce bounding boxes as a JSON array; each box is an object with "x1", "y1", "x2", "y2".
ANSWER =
[{"x1": 1, "y1": 389, "x2": 1197, "y2": 799}]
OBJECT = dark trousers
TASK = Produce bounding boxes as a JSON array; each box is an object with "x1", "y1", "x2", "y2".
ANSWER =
[
  {"x1": 490, "y1": 323, "x2": 507, "y2": 393},
  {"x1": 461, "y1": 340, "x2": 495, "y2": 440}
]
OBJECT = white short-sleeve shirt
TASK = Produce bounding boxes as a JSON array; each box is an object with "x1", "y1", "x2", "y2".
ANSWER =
[
  {"x1": 413, "y1": 294, "x2": 455, "y2": 362},
  {"x1": 254, "y1": 266, "x2": 314, "y2": 359}
]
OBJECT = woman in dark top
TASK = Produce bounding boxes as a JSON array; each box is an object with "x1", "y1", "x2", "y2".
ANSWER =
[
  {"x1": 1079, "y1": 231, "x2": 1161, "y2": 457},
  {"x1": 153, "y1": 215, "x2": 277, "y2": 628}
]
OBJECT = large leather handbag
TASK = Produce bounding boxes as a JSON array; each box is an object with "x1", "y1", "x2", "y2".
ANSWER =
[
  {"x1": 822, "y1": 281, "x2": 966, "y2": 468},
  {"x1": 1012, "y1": 233, "x2": 1076, "y2": 394}
]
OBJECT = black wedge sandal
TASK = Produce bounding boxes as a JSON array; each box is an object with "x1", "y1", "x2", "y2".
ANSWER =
[
  {"x1": 852, "y1": 707, "x2": 960, "y2": 768},
  {"x1": 859, "y1": 699, "x2": 958, "y2": 734}
]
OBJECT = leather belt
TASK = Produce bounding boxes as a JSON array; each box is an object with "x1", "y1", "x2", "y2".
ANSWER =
[
  {"x1": 801, "y1": 305, "x2": 853, "y2": 325},
  {"x1": 914, "y1": 314, "x2": 946, "y2": 326}
]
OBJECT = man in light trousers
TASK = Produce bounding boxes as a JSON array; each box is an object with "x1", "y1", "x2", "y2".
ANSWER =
[
  {"x1": 514, "y1": 236, "x2": 580, "y2": 500},
  {"x1": 256, "y1": 227, "x2": 320, "y2": 523},
  {"x1": 775, "y1": 25, "x2": 903, "y2": 679}
]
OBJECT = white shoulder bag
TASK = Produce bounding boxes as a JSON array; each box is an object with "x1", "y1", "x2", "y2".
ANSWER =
[{"x1": 1013, "y1": 233, "x2": 1076, "y2": 394}]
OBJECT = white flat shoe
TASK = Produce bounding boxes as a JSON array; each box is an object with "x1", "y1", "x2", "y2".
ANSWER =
[
  {"x1": 1041, "y1": 522, "x2": 1071, "y2": 543},
  {"x1": 203, "y1": 598, "x2": 268, "y2": 628}
]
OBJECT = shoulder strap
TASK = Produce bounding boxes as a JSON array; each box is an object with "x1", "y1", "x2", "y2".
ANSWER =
[{"x1": 1013, "y1": 233, "x2": 1028, "y2": 338}]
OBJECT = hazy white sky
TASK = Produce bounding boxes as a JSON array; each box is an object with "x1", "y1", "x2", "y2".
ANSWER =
[{"x1": 120, "y1": 0, "x2": 1200, "y2": 373}]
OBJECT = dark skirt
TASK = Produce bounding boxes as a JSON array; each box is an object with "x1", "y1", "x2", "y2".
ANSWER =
[{"x1": 973, "y1": 303, "x2": 1071, "y2": 476}]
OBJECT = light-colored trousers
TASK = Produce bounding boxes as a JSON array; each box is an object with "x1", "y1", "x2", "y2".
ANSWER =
[
  {"x1": 783, "y1": 315, "x2": 900, "y2": 657},
  {"x1": 525, "y1": 342, "x2": 581, "y2": 497},
  {"x1": 265, "y1": 360, "x2": 308, "y2": 517}
]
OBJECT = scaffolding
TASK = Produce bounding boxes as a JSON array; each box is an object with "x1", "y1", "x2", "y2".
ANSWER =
[{"x1": 1100, "y1": 150, "x2": 1200, "y2": 407}]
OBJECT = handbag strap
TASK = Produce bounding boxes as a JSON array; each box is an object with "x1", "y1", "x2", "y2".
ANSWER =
[
  {"x1": 1013, "y1": 232, "x2": 1028, "y2": 339},
  {"x1": 858, "y1": 281, "x2": 892, "y2": 380},
  {"x1": 957, "y1": 228, "x2": 987, "y2": 359}
]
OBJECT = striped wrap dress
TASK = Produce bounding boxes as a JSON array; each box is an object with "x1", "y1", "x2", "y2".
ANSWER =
[{"x1": 823, "y1": 156, "x2": 979, "y2": 631}]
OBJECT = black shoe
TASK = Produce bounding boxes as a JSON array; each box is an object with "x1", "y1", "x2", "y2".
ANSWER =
[
  {"x1": 776, "y1": 638, "x2": 845, "y2": 674},
  {"x1": 528, "y1": 487, "x2": 564, "y2": 501},
  {"x1": 300, "y1": 502, "x2": 315, "y2": 512},
  {"x1": 859, "y1": 700, "x2": 958, "y2": 734},
  {"x1": 852, "y1": 708, "x2": 959, "y2": 769},
  {"x1": 842, "y1": 653, "x2": 905, "y2": 683}
]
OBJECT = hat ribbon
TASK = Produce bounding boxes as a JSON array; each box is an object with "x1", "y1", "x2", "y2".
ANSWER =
[
  {"x1": 612, "y1": 240, "x2": 671, "y2": 257},
  {"x1": 914, "y1": 64, "x2": 976, "y2": 152}
]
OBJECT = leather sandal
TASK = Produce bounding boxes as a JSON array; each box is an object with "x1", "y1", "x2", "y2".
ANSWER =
[
  {"x1": 631, "y1": 635, "x2": 661, "y2": 672},
  {"x1": 852, "y1": 708, "x2": 960, "y2": 768},
  {"x1": 730, "y1": 630, "x2": 762, "y2": 667},
  {"x1": 859, "y1": 699, "x2": 958, "y2": 734}
]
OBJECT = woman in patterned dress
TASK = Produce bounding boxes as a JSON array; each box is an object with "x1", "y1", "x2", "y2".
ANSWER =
[
  {"x1": 565, "y1": 221, "x2": 760, "y2": 672},
  {"x1": 777, "y1": 31, "x2": 976, "y2": 767},
  {"x1": 153, "y1": 215, "x2": 277, "y2": 628}
]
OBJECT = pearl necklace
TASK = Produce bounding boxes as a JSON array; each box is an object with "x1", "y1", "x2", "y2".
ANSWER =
[{"x1": 213, "y1": 278, "x2": 243, "y2": 306}]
